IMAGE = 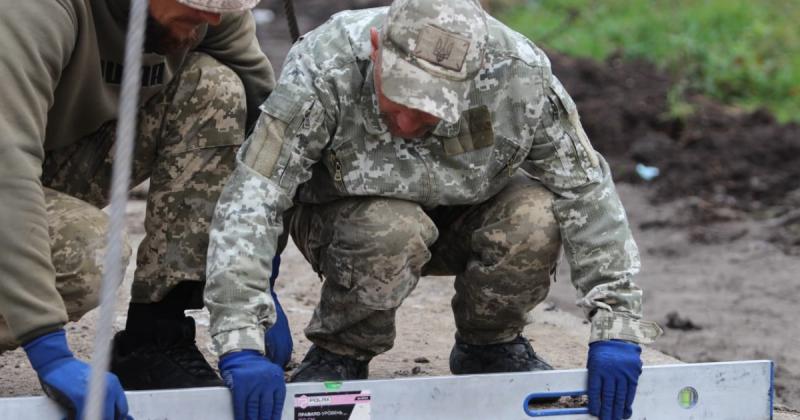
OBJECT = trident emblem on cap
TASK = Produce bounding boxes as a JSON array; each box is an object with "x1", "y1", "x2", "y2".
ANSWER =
[{"x1": 433, "y1": 37, "x2": 454, "y2": 63}]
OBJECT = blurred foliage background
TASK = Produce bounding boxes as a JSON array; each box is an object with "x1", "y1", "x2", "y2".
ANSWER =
[{"x1": 489, "y1": 0, "x2": 799, "y2": 123}]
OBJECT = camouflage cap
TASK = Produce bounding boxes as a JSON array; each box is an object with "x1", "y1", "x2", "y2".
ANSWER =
[
  {"x1": 177, "y1": 0, "x2": 260, "y2": 13},
  {"x1": 379, "y1": 0, "x2": 488, "y2": 124}
]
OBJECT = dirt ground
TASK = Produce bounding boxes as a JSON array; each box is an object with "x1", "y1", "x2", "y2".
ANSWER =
[{"x1": 1, "y1": 0, "x2": 798, "y2": 416}]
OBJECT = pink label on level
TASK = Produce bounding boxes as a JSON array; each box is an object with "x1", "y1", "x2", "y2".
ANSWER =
[{"x1": 295, "y1": 392, "x2": 371, "y2": 409}]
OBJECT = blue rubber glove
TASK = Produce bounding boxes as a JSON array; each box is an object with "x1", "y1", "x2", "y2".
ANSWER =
[
  {"x1": 587, "y1": 340, "x2": 642, "y2": 420},
  {"x1": 23, "y1": 329, "x2": 131, "y2": 420},
  {"x1": 265, "y1": 255, "x2": 293, "y2": 367},
  {"x1": 219, "y1": 350, "x2": 286, "y2": 420}
]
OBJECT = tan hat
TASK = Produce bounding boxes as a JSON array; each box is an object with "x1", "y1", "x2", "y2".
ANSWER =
[
  {"x1": 379, "y1": 0, "x2": 488, "y2": 123},
  {"x1": 177, "y1": 0, "x2": 260, "y2": 13}
]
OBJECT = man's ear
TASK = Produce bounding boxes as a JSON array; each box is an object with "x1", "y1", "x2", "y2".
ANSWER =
[{"x1": 369, "y1": 27, "x2": 380, "y2": 62}]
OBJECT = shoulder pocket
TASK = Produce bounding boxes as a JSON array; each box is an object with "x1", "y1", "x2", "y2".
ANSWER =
[
  {"x1": 276, "y1": 98, "x2": 325, "y2": 188},
  {"x1": 259, "y1": 80, "x2": 306, "y2": 122},
  {"x1": 549, "y1": 81, "x2": 601, "y2": 173},
  {"x1": 246, "y1": 97, "x2": 325, "y2": 188},
  {"x1": 522, "y1": 82, "x2": 602, "y2": 190},
  {"x1": 530, "y1": 83, "x2": 602, "y2": 188}
]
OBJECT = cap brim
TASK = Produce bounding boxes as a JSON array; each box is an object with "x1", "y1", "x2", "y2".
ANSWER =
[
  {"x1": 380, "y1": 46, "x2": 468, "y2": 124},
  {"x1": 177, "y1": 0, "x2": 259, "y2": 13}
]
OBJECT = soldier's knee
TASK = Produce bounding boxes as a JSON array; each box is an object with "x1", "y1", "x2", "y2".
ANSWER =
[
  {"x1": 492, "y1": 180, "x2": 560, "y2": 255},
  {"x1": 65, "y1": 237, "x2": 132, "y2": 322},
  {"x1": 469, "y1": 180, "x2": 560, "y2": 284},
  {"x1": 49, "y1": 195, "x2": 132, "y2": 321},
  {"x1": 182, "y1": 52, "x2": 246, "y2": 118},
  {"x1": 345, "y1": 198, "x2": 438, "y2": 254},
  {"x1": 515, "y1": 191, "x2": 559, "y2": 251}
]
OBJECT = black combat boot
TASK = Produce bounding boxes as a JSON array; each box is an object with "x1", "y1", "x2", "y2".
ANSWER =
[
  {"x1": 449, "y1": 335, "x2": 553, "y2": 374},
  {"x1": 450, "y1": 335, "x2": 559, "y2": 404},
  {"x1": 289, "y1": 345, "x2": 369, "y2": 382},
  {"x1": 111, "y1": 316, "x2": 222, "y2": 389}
]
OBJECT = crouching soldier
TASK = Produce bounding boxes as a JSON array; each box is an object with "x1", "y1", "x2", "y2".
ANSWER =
[{"x1": 205, "y1": 1, "x2": 662, "y2": 419}]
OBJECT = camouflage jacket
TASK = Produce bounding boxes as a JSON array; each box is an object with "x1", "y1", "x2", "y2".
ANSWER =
[{"x1": 206, "y1": 8, "x2": 662, "y2": 356}]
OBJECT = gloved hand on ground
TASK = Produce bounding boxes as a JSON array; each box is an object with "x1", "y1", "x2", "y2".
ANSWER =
[
  {"x1": 265, "y1": 255, "x2": 293, "y2": 367},
  {"x1": 23, "y1": 329, "x2": 131, "y2": 420},
  {"x1": 219, "y1": 350, "x2": 286, "y2": 420},
  {"x1": 586, "y1": 339, "x2": 643, "y2": 420}
]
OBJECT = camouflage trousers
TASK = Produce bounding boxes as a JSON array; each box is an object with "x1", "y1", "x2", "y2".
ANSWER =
[
  {"x1": 0, "y1": 53, "x2": 245, "y2": 351},
  {"x1": 290, "y1": 175, "x2": 562, "y2": 360}
]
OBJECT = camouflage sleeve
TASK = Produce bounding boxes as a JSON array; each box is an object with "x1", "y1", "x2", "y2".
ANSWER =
[
  {"x1": 522, "y1": 74, "x2": 662, "y2": 345},
  {"x1": 205, "y1": 41, "x2": 334, "y2": 356}
]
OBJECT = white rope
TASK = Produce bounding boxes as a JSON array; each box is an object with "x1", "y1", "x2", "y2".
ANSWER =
[{"x1": 84, "y1": 0, "x2": 148, "y2": 418}]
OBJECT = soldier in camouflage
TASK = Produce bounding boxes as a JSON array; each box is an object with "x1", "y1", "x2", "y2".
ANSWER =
[
  {"x1": 0, "y1": 0, "x2": 278, "y2": 417},
  {"x1": 206, "y1": 0, "x2": 662, "y2": 418}
]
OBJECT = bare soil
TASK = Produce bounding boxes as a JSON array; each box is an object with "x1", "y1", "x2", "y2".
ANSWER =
[
  {"x1": 548, "y1": 53, "x2": 800, "y2": 253},
  {"x1": 2, "y1": 1, "x2": 798, "y2": 416}
]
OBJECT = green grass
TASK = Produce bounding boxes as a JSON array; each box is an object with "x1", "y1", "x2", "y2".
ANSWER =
[{"x1": 500, "y1": 0, "x2": 800, "y2": 123}]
